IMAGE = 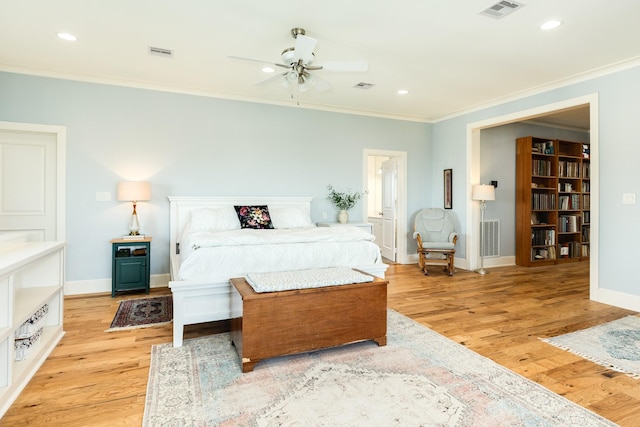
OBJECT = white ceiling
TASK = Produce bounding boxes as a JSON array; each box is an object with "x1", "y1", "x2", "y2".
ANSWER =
[{"x1": 1, "y1": 1, "x2": 639, "y2": 126}]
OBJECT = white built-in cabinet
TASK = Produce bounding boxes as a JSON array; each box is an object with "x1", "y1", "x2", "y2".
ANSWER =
[{"x1": 0, "y1": 240, "x2": 65, "y2": 417}]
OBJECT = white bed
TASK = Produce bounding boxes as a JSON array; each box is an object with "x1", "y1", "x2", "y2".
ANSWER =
[{"x1": 168, "y1": 196, "x2": 388, "y2": 347}]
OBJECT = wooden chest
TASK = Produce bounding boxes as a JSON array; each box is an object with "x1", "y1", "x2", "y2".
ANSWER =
[{"x1": 229, "y1": 274, "x2": 387, "y2": 372}]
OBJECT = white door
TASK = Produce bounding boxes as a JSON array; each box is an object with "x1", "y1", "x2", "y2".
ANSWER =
[
  {"x1": 380, "y1": 158, "x2": 397, "y2": 261},
  {"x1": 0, "y1": 124, "x2": 65, "y2": 241}
]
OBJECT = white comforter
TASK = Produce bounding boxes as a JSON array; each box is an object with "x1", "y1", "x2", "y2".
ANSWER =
[{"x1": 177, "y1": 226, "x2": 382, "y2": 281}]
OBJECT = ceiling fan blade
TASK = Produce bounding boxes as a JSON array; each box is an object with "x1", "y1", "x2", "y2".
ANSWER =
[
  {"x1": 292, "y1": 35, "x2": 317, "y2": 63},
  {"x1": 313, "y1": 75, "x2": 332, "y2": 93},
  {"x1": 318, "y1": 60, "x2": 368, "y2": 72},
  {"x1": 228, "y1": 56, "x2": 289, "y2": 69},
  {"x1": 255, "y1": 72, "x2": 288, "y2": 86}
]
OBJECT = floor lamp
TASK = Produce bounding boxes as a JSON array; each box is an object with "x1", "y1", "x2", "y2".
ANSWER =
[{"x1": 472, "y1": 184, "x2": 496, "y2": 275}]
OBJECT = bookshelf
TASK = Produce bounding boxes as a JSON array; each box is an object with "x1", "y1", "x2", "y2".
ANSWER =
[{"x1": 516, "y1": 136, "x2": 590, "y2": 266}]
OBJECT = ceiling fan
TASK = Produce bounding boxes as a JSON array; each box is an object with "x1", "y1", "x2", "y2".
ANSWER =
[{"x1": 229, "y1": 27, "x2": 368, "y2": 94}]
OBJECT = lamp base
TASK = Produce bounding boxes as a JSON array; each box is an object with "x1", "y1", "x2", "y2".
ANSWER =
[{"x1": 476, "y1": 268, "x2": 489, "y2": 275}]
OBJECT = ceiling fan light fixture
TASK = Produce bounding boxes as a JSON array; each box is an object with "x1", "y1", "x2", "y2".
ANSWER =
[
  {"x1": 281, "y1": 48, "x2": 295, "y2": 65},
  {"x1": 285, "y1": 70, "x2": 298, "y2": 84}
]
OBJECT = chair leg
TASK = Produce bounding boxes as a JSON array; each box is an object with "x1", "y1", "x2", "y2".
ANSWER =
[
  {"x1": 447, "y1": 253, "x2": 454, "y2": 276},
  {"x1": 418, "y1": 251, "x2": 429, "y2": 275}
]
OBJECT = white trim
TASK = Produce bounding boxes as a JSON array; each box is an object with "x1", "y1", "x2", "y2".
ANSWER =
[
  {"x1": 0, "y1": 66, "x2": 428, "y2": 123},
  {"x1": 363, "y1": 149, "x2": 408, "y2": 264},
  {"x1": 597, "y1": 287, "x2": 640, "y2": 313},
  {"x1": 436, "y1": 57, "x2": 639, "y2": 124},
  {"x1": 4, "y1": 56, "x2": 638, "y2": 124},
  {"x1": 465, "y1": 93, "x2": 600, "y2": 299}
]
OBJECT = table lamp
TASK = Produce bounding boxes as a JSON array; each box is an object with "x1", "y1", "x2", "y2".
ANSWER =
[{"x1": 117, "y1": 181, "x2": 151, "y2": 235}]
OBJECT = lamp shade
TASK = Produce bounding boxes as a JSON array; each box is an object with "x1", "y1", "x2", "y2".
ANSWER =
[
  {"x1": 117, "y1": 181, "x2": 151, "y2": 202},
  {"x1": 472, "y1": 184, "x2": 495, "y2": 201}
]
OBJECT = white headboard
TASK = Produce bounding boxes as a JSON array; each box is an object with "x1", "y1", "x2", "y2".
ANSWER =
[{"x1": 167, "y1": 196, "x2": 313, "y2": 257}]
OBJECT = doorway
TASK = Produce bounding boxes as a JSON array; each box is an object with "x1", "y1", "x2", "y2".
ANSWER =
[
  {"x1": 363, "y1": 149, "x2": 408, "y2": 264},
  {"x1": 465, "y1": 93, "x2": 598, "y2": 299}
]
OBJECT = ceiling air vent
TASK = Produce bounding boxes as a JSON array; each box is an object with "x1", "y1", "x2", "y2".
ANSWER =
[
  {"x1": 480, "y1": 1, "x2": 525, "y2": 19},
  {"x1": 353, "y1": 82, "x2": 375, "y2": 90},
  {"x1": 148, "y1": 46, "x2": 173, "y2": 58}
]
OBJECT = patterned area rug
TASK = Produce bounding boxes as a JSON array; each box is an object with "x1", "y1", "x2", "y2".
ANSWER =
[
  {"x1": 106, "y1": 296, "x2": 172, "y2": 331},
  {"x1": 143, "y1": 310, "x2": 616, "y2": 426},
  {"x1": 542, "y1": 315, "x2": 640, "y2": 379}
]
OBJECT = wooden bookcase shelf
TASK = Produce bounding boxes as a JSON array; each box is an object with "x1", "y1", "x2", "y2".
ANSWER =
[{"x1": 516, "y1": 136, "x2": 590, "y2": 267}]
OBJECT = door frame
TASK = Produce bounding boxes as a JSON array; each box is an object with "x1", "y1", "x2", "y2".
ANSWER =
[
  {"x1": 363, "y1": 149, "x2": 408, "y2": 264},
  {"x1": 465, "y1": 93, "x2": 598, "y2": 300},
  {"x1": 0, "y1": 121, "x2": 67, "y2": 240}
]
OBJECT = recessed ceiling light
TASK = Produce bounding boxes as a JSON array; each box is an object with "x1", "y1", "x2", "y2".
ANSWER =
[
  {"x1": 397, "y1": 89, "x2": 409, "y2": 95},
  {"x1": 262, "y1": 67, "x2": 275, "y2": 73},
  {"x1": 540, "y1": 20, "x2": 562, "y2": 31},
  {"x1": 56, "y1": 32, "x2": 78, "y2": 41}
]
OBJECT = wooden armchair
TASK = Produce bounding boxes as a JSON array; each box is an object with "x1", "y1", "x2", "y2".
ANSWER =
[{"x1": 413, "y1": 208, "x2": 458, "y2": 276}]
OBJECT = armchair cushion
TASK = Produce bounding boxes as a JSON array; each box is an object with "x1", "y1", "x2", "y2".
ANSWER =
[{"x1": 414, "y1": 208, "x2": 455, "y2": 243}]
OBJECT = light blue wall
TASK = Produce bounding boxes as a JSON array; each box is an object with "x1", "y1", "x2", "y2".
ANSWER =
[
  {"x1": 0, "y1": 72, "x2": 431, "y2": 283},
  {"x1": 432, "y1": 65, "x2": 640, "y2": 296}
]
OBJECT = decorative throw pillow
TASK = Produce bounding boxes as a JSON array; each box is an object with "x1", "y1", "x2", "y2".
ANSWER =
[{"x1": 234, "y1": 205, "x2": 274, "y2": 229}]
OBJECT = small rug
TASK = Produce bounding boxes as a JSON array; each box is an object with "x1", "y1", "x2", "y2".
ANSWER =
[
  {"x1": 542, "y1": 315, "x2": 640, "y2": 379},
  {"x1": 106, "y1": 295, "x2": 172, "y2": 331},
  {"x1": 143, "y1": 310, "x2": 616, "y2": 426}
]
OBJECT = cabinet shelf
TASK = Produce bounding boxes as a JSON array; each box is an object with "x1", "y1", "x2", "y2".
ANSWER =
[
  {"x1": 0, "y1": 241, "x2": 65, "y2": 418},
  {"x1": 516, "y1": 137, "x2": 590, "y2": 267},
  {"x1": 14, "y1": 286, "x2": 61, "y2": 326}
]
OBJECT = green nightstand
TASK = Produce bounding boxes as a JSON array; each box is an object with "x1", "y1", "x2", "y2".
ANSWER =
[{"x1": 111, "y1": 237, "x2": 151, "y2": 297}]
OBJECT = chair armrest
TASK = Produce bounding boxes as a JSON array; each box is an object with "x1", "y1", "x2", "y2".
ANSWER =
[
  {"x1": 414, "y1": 232, "x2": 424, "y2": 248},
  {"x1": 449, "y1": 233, "x2": 458, "y2": 244}
]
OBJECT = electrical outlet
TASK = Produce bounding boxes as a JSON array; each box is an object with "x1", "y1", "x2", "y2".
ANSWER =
[
  {"x1": 622, "y1": 193, "x2": 636, "y2": 205},
  {"x1": 322, "y1": 212, "x2": 328, "y2": 220},
  {"x1": 96, "y1": 192, "x2": 111, "y2": 202}
]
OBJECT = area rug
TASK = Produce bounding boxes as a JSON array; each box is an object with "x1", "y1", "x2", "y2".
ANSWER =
[
  {"x1": 143, "y1": 310, "x2": 616, "y2": 426},
  {"x1": 542, "y1": 315, "x2": 640, "y2": 379},
  {"x1": 106, "y1": 295, "x2": 172, "y2": 331}
]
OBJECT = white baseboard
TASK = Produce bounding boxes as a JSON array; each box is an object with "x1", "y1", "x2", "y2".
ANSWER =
[
  {"x1": 596, "y1": 287, "x2": 640, "y2": 313},
  {"x1": 64, "y1": 273, "x2": 170, "y2": 296},
  {"x1": 406, "y1": 253, "x2": 514, "y2": 272}
]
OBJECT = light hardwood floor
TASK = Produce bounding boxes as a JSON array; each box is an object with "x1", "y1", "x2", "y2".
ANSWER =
[{"x1": 2, "y1": 262, "x2": 639, "y2": 426}]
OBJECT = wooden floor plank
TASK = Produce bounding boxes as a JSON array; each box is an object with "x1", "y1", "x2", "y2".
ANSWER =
[{"x1": 1, "y1": 262, "x2": 639, "y2": 426}]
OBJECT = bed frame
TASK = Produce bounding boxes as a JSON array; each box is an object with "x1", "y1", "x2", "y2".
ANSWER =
[{"x1": 168, "y1": 196, "x2": 388, "y2": 347}]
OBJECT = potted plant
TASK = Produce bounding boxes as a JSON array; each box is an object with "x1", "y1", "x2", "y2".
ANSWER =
[{"x1": 327, "y1": 185, "x2": 366, "y2": 223}]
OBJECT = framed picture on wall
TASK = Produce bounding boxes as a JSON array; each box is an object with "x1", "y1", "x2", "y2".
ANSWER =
[{"x1": 444, "y1": 169, "x2": 452, "y2": 209}]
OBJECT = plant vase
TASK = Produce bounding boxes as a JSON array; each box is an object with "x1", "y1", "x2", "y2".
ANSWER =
[{"x1": 338, "y1": 210, "x2": 349, "y2": 224}]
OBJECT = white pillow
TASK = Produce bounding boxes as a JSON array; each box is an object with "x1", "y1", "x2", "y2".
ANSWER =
[
  {"x1": 270, "y1": 206, "x2": 315, "y2": 229},
  {"x1": 189, "y1": 207, "x2": 240, "y2": 232}
]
